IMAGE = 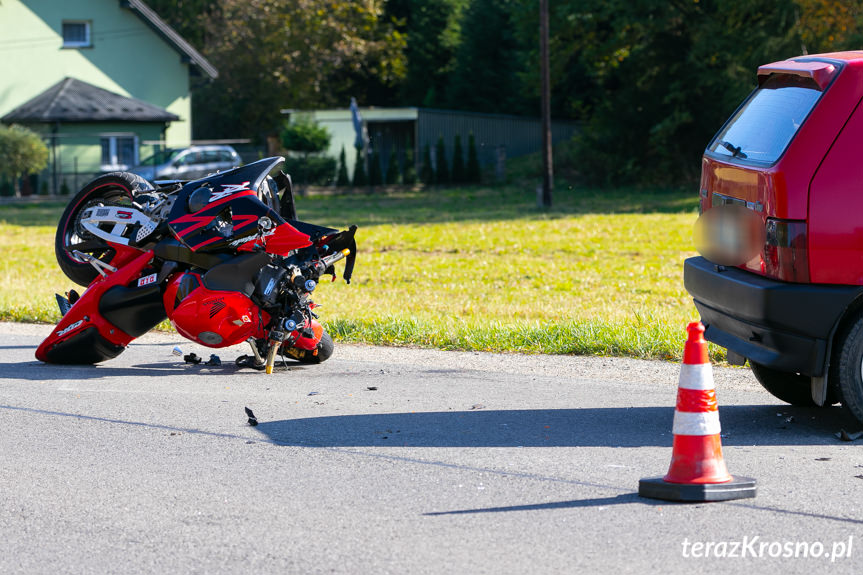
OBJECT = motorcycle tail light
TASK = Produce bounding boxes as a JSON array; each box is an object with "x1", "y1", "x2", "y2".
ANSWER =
[{"x1": 763, "y1": 218, "x2": 809, "y2": 282}]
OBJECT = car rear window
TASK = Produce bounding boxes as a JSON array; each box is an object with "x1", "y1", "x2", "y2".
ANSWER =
[{"x1": 708, "y1": 74, "x2": 823, "y2": 164}]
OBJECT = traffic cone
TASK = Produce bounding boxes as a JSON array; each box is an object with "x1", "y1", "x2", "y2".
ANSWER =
[{"x1": 638, "y1": 322, "x2": 756, "y2": 502}]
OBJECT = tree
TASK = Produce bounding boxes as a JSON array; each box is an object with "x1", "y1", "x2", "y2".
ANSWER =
[
  {"x1": 0, "y1": 124, "x2": 49, "y2": 197},
  {"x1": 191, "y1": 0, "x2": 406, "y2": 140},
  {"x1": 385, "y1": 0, "x2": 469, "y2": 107},
  {"x1": 538, "y1": 0, "x2": 830, "y2": 184},
  {"x1": 353, "y1": 149, "x2": 367, "y2": 187},
  {"x1": 336, "y1": 145, "x2": 350, "y2": 186},
  {"x1": 466, "y1": 132, "x2": 481, "y2": 183},
  {"x1": 420, "y1": 144, "x2": 434, "y2": 184},
  {"x1": 435, "y1": 135, "x2": 449, "y2": 184},
  {"x1": 403, "y1": 147, "x2": 418, "y2": 185},
  {"x1": 145, "y1": 0, "x2": 219, "y2": 48},
  {"x1": 446, "y1": 0, "x2": 527, "y2": 114},
  {"x1": 451, "y1": 134, "x2": 465, "y2": 183}
]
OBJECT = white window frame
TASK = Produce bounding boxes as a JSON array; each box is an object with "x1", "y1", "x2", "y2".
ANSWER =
[
  {"x1": 62, "y1": 21, "x2": 92, "y2": 48},
  {"x1": 100, "y1": 134, "x2": 139, "y2": 171}
]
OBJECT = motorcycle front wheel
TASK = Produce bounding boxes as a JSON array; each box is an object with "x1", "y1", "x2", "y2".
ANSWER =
[
  {"x1": 293, "y1": 331, "x2": 334, "y2": 364},
  {"x1": 55, "y1": 172, "x2": 153, "y2": 287}
]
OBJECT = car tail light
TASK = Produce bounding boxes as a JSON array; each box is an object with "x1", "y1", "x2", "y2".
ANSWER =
[{"x1": 763, "y1": 219, "x2": 809, "y2": 282}]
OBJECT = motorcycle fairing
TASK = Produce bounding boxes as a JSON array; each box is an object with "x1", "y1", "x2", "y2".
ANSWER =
[
  {"x1": 163, "y1": 271, "x2": 271, "y2": 348},
  {"x1": 36, "y1": 249, "x2": 156, "y2": 364},
  {"x1": 166, "y1": 157, "x2": 312, "y2": 255}
]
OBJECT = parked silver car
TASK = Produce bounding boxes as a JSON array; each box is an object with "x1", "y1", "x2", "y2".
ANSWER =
[{"x1": 130, "y1": 145, "x2": 241, "y2": 181}]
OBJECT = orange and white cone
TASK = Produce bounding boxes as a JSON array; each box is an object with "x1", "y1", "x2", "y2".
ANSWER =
[{"x1": 638, "y1": 322, "x2": 756, "y2": 502}]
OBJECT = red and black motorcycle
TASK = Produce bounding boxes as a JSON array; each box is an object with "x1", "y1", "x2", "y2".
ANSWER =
[{"x1": 36, "y1": 157, "x2": 356, "y2": 373}]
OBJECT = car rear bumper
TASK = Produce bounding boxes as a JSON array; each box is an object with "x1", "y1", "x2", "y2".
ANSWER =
[{"x1": 683, "y1": 256, "x2": 863, "y2": 376}]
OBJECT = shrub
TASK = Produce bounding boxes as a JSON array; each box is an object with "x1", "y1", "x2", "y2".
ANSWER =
[
  {"x1": 336, "y1": 145, "x2": 350, "y2": 186},
  {"x1": 420, "y1": 144, "x2": 434, "y2": 184},
  {"x1": 435, "y1": 135, "x2": 449, "y2": 184},
  {"x1": 368, "y1": 151, "x2": 383, "y2": 186},
  {"x1": 353, "y1": 149, "x2": 367, "y2": 186},
  {"x1": 451, "y1": 134, "x2": 465, "y2": 183},
  {"x1": 403, "y1": 148, "x2": 418, "y2": 185},
  {"x1": 283, "y1": 155, "x2": 337, "y2": 186}
]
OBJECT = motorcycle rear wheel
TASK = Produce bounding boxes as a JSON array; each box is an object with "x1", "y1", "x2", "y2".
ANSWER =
[{"x1": 55, "y1": 172, "x2": 153, "y2": 287}]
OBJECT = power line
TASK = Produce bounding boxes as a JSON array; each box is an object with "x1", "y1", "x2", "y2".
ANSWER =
[{"x1": 0, "y1": 27, "x2": 151, "y2": 50}]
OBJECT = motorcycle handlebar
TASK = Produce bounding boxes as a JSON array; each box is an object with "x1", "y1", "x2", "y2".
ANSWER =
[{"x1": 285, "y1": 249, "x2": 351, "y2": 293}]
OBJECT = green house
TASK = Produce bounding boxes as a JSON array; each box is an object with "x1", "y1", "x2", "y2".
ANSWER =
[{"x1": 0, "y1": 0, "x2": 217, "y2": 193}]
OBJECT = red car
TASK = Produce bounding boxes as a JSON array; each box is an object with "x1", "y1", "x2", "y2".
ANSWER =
[{"x1": 684, "y1": 52, "x2": 863, "y2": 425}]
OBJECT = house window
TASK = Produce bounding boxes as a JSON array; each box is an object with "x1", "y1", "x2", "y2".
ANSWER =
[
  {"x1": 62, "y1": 21, "x2": 91, "y2": 48},
  {"x1": 100, "y1": 135, "x2": 138, "y2": 170}
]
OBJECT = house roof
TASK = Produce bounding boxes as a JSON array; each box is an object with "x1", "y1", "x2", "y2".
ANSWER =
[
  {"x1": 123, "y1": 0, "x2": 218, "y2": 79},
  {"x1": 1, "y1": 77, "x2": 180, "y2": 123}
]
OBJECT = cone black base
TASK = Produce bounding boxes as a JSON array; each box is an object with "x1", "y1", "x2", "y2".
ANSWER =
[{"x1": 638, "y1": 476, "x2": 757, "y2": 502}]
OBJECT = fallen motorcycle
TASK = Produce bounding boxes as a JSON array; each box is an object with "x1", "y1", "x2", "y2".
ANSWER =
[{"x1": 36, "y1": 157, "x2": 356, "y2": 373}]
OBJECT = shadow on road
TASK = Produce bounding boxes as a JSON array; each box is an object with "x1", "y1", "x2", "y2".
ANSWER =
[
  {"x1": 253, "y1": 404, "x2": 860, "y2": 448},
  {"x1": 0, "y1": 360, "x2": 306, "y2": 380},
  {"x1": 426, "y1": 493, "x2": 646, "y2": 516}
]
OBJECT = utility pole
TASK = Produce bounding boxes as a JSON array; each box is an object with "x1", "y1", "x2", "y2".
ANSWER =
[{"x1": 540, "y1": 0, "x2": 553, "y2": 208}]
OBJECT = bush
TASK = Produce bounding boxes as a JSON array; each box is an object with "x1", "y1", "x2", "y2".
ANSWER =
[
  {"x1": 283, "y1": 155, "x2": 337, "y2": 186},
  {"x1": 368, "y1": 151, "x2": 383, "y2": 186},
  {"x1": 353, "y1": 149, "x2": 367, "y2": 186},
  {"x1": 435, "y1": 135, "x2": 449, "y2": 184},
  {"x1": 280, "y1": 116, "x2": 330, "y2": 154},
  {"x1": 336, "y1": 145, "x2": 350, "y2": 186},
  {"x1": 403, "y1": 148, "x2": 417, "y2": 185},
  {"x1": 451, "y1": 134, "x2": 465, "y2": 183},
  {"x1": 420, "y1": 144, "x2": 434, "y2": 184}
]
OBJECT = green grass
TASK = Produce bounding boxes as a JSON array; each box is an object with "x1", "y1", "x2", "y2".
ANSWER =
[{"x1": 0, "y1": 177, "x2": 712, "y2": 361}]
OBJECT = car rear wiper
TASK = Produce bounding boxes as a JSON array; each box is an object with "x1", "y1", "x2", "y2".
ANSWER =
[{"x1": 718, "y1": 140, "x2": 748, "y2": 159}]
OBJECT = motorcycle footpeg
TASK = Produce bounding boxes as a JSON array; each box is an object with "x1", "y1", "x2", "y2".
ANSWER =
[{"x1": 236, "y1": 354, "x2": 266, "y2": 371}]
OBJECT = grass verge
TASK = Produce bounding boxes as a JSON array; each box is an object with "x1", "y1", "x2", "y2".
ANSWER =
[{"x1": 0, "y1": 172, "x2": 715, "y2": 360}]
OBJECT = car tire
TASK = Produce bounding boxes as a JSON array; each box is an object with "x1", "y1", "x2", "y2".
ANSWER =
[
  {"x1": 750, "y1": 361, "x2": 837, "y2": 407},
  {"x1": 55, "y1": 172, "x2": 153, "y2": 287},
  {"x1": 834, "y1": 317, "x2": 863, "y2": 425}
]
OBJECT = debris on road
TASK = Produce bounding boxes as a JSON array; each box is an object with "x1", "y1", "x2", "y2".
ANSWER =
[
  {"x1": 171, "y1": 346, "x2": 183, "y2": 357},
  {"x1": 245, "y1": 406, "x2": 258, "y2": 427},
  {"x1": 184, "y1": 353, "x2": 202, "y2": 364},
  {"x1": 205, "y1": 354, "x2": 222, "y2": 366},
  {"x1": 470, "y1": 404, "x2": 485, "y2": 410}
]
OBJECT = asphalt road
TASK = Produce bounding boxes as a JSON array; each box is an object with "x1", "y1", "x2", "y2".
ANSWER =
[{"x1": 1, "y1": 322, "x2": 862, "y2": 574}]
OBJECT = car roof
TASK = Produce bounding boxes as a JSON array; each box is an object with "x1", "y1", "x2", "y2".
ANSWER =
[{"x1": 180, "y1": 145, "x2": 237, "y2": 153}]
